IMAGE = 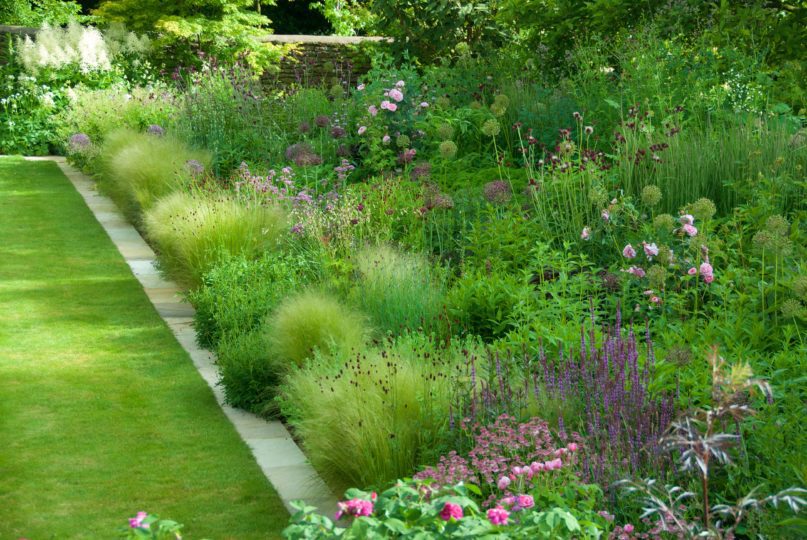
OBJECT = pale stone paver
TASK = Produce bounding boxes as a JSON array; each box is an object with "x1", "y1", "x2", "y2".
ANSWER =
[{"x1": 26, "y1": 156, "x2": 336, "y2": 515}]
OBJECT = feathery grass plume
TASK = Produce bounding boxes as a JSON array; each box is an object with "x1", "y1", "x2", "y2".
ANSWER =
[
  {"x1": 144, "y1": 191, "x2": 286, "y2": 288},
  {"x1": 216, "y1": 330, "x2": 279, "y2": 416},
  {"x1": 352, "y1": 245, "x2": 446, "y2": 336},
  {"x1": 278, "y1": 334, "x2": 472, "y2": 491},
  {"x1": 265, "y1": 291, "x2": 368, "y2": 369},
  {"x1": 97, "y1": 128, "x2": 210, "y2": 219}
]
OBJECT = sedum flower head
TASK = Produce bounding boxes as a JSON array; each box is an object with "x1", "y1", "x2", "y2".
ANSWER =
[{"x1": 641, "y1": 185, "x2": 662, "y2": 207}]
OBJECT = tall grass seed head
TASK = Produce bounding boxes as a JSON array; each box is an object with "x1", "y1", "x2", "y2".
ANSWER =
[{"x1": 641, "y1": 185, "x2": 662, "y2": 207}]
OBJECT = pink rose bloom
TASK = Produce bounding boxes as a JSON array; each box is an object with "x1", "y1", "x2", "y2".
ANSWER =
[
  {"x1": 625, "y1": 266, "x2": 646, "y2": 277},
  {"x1": 395, "y1": 80, "x2": 405, "y2": 88},
  {"x1": 516, "y1": 495, "x2": 535, "y2": 509},
  {"x1": 680, "y1": 214, "x2": 695, "y2": 225},
  {"x1": 699, "y1": 262, "x2": 713, "y2": 276},
  {"x1": 382, "y1": 135, "x2": 391, "y2": 144},
  {"x1": 389, "y1": 88, "x2": 404, "y2": 102},
  {"x1": 687, "y1": 267, "x2": 697, "y2": 276},
  {"x1": 682, "y1": 223, "x2": 698, "y2": 237},
  {"x1": 601, "y1": 209, "x2": 610, "y2": 222},
  {"x1": 704, "y1": 274, "x2": 714, "y2": 283},
  {"x1": 487, "y1": 506, "x2": 509, "y2": 525},
  {"x1": 530, "y1": 461, "x2": 545, "y2": 473},
  {"x1": 581, "y1": 226, "x2": 591, "y2": 240},
  {"x1": 129, "y1": 512, "x2": 148, "y2": 529},
  {"x1": 358, "y1": 126, "x2": 367, "y2": 135},
  {"x1": 650, "y1": 296, "x2": 661, "y2": 304},
  {"x1": 440, "y1": 502, "x2": 463, "y2": 521},
  {"x1": 642, "y1": 242, "x2": 659, "y2": 259},
  {"x1": 497, "y1": 476, "x2": 511, "y2": 490},
  {"x1": 624, "y1": 523, "x2": 635, "y2": 533},
  {"x1": 623, "y1": 244, "x2": 637, "y2": 258},
  {"x1": 420, "y1": 101, "x2": 429, "y2": 107},
  {"x1": 568, "y1": 442, "x2": 579, "y2": 452},
  {"x1": 356, "y1": 83, "x2": 365, "y2": 91},
  {"x1": 335, "y1": 498, "x2": 374, "y2": 520},
  {"x1": 368, "y1": 105, "x2": 378, "y2": 116}
]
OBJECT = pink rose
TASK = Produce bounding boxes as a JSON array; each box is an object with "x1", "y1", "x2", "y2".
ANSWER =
[
  {"x1": 497, "y1": 476, "x2": 511, "y2": 490},
  {"x1": 516, "y1": 495, "x2": 534, "y2": 509},
  {"x1": 687, "y1": 267, "x2": 697, "y2": 276},
  {"x1": 395, "y1": 80, "x2": 405, "y2": 88},
  {"x1": 389, "y1": 88, "x2": 404, "y2": 102},
  {"x1": 382, "y1": 135, "x2": 391, "y2": 144},
  {"x1": 368, "y1": 105, "x2": 378, "y2": 116},
  {"x1": 440, "y1": 502, "x2": 463, "y2": 521},
  {"x1": 581, "y1": 226, "x2": 591, "y2": 240},
  {"x1": 357, "y1": 126, "x2": 367, "y2": 135},
  {"x1": 623, "y1": 244, "x2": 637, "y2": 258},
  {"x1": 487, "y1": 506, "x2": 509, "y2": 525},
  {"x1": 624, "y1": 523, "x2": 635, "y2": 533},
  {"x1": 682, "y1": 223, "x2": 698, "y2": 237},
  {"x1": 567, "y1": 443, "x2": 579, "y2": 452},
  {"x1": 642, "y1": 242, "x2": 659, "y2": 259}
]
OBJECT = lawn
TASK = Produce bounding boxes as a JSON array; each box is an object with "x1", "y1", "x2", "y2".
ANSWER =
[{"x1": 0, "y1": 157, "x2": 287, "y2": 539}]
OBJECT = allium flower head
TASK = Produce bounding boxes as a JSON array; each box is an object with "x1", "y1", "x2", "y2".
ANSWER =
[
  {"x1": 653, "y1": 213, "x2": 675, "y2": 231},
  {"x1": 436, "y1": 96, "x2": 451, "y2": 108},
  {"x1": 185, "y1": 159, "x2": 205, "y2": 176},
  {"x1": 285, "y1": 142, "x2": 313, "y2": 161},
  {"x1": 330, "y1": 126, "x2": 346, "y2": 139},
  {"x1": 439, "y1": 140, "x2": 458, "y2": 159},
  {"x1": 687, "y1": 197, "x2": 716, "y2": 221},
  {"x1": 437, "y1": 123, "x2": 455, "y2": 140},
  {"x1": 294, "y1": 152, "x2": 323, "y2": 167},
  {"x1": 298, "y1": 121, "x2": 310, "y2": 134},
  {"x1": 641, "y1": 185, "x2": 662, "y2": 207},
  {"x1": 483, "y1": 180, "x2": 512, "y2": 204},
  {"x1": 780, "y1": 299, "x2": 805, "y2": 319},
  {"x1": 68, "y1": 132, "x2": 91, "y2": 151},
  {"x1": 315, "y1": 115, "x2": 330, "y2": 128},
  {"x1": 792, "y1": 276, "x2": 807, "y2": 301},
  {"x1": 481, "y1": 119, "x2": 501, "y2": 137},
  {"x1": 146, "y1": 124, "x2": 164, "y2": 136},
  {"x1": 396, "y1": 134, "x2": 411, "y2": 148},
  {"x1": 765, "y1": 214, "x2": 790, "y2": 237}
]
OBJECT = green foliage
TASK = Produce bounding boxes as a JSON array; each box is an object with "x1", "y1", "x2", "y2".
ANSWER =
[
  {"x1": 265, "y1": 290, "x2": 368, "y2": 369},
  {"x1": 189, "y1": 250, "x2": 321, "y2": 349},
  {"x1": 0, "y1": 0, "x2": 82, "y2": 26},
  {"x1": 351, "y1": 244, "x2": 446, "y2": 335},
  {"x1": 143, "y1": 190, "x2": 287, "y2": 287},
  {"x1": 215, "y1": 330, "x2": 279, "y2": 416},
  {"x1": 97, "y1": 129, "x2": 209, "y2": 218},
  {"x1": 93, "y1": 0, "x2": 284, "y2": 73}
]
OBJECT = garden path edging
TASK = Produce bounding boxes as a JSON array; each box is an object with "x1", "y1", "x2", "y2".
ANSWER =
[{"x1": 25, "y1": 156, "x2": 337, "y2": 516}]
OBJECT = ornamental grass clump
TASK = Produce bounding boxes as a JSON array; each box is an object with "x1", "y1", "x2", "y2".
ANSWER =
[
  {"x1": 278, "y1": 335, "x2": 469, "y2": 491},
  {"x1": 143, "y1": 191, "x2": 286, "y2": 287},
  {"x1": 352, "y1": 245, "x2": 446, "y2": 336},
  {"x1": 265, "y1": 291, "x2": 368, "y2": 370},
  {"x1": 98, "y1": 128, "x2": 210, "y2": 219}
]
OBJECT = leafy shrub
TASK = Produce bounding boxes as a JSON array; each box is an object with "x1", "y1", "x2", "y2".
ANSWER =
[
  {"x1": 277, "y1": 335, "x2": 472, "y2": 490},
  {"x1": 143, "y1": 190, "x2": 287, "y2": 287},
  {"x1": 216, "y1": 330, "x2": 279, "y2": 416},
  {"x1": 97, "y1": 129, "x2": 210, "y2": 218},
  {"x1": 351, "y1": 244, "x2": 445, "y2": 335},
  {"x1": 189, "y1": 251, "x2": 322, "y2": 349},
  {"x1": 265, "y1": 291, "x2": 368, "y2": 370}
]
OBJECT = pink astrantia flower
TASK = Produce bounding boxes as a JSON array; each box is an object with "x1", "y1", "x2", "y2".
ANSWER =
[
  {"x1": 623, "y1": 244, "x2": 637, "y2": 258},
  {"x1": 368, "y1": 105, "x2": 378, "y2": 116},
  {"x1": 129, "y1": 512, "x2": 148, "y2": 529},
  {"x1": 581, "y1": 226, "x2": 591, "y2": 240},
  {"x1": 497, "y1": 476, "x2": 511, "y2": 490},
  {"x1": 487, "y1": 506, "x2": 509, "y2": 525},
  {"x1": 357, "y1": 126, "x2": 367, "y2": 135},
  {"x1": 420, "y1": 101, "x2": 429, "y2": 108},
  {"x1": 389, "y1": 88, "x2": 404, "y2": 102},
  {"x1": 440, "y1": 502, "x2": 463, "y2": 521},
  {"x1": 356, "y1": 83, "x2": 365, "y2": 91},
  {"x1": 642, "y1": 242, "x2": 659, "y2": 259},
  {"x1": 382, "y1": 135, "x2": 391, "y2": 144},
  {"x1": 516, "y1": 495, "x2": 535, "y2": 509},
  {"x1": 682, "y1": 223, "x2": 698, "y2": 237}
]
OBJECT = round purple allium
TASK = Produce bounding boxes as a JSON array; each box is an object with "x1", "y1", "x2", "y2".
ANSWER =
[
  {"x1": 185, "y1": 159, "x2": 205, "y2": 176},
  {"x1": 68, "y1": 133, "x2": 91, "y2": 151},
  {"x1": 330, "y1": 125, "x2": 346, "y2": 139},
  {"x1": 411, "y1": 162, "x2": 432, "y2": 181},
  {"x1": 315, "y1": 115, "x2": 330, "y2": 128},
  {"x1": 146, "y1": 124, "x2": 165, "y2": 137},
  {"x1": 483, "y1": 180, "x2": 512, "y2": 204},
  {"x1": 398, "y1": 148, "x2": 417, "y2": 165},
  {"x1": 285, "y1": 142, "x2": 314, "y2": 161},
  {"x1": 298, "y1": 121, "x2": 311, "y2": 134},
  {"x1": 294, "y1": 152, "x2": 323, "y2": 167}
]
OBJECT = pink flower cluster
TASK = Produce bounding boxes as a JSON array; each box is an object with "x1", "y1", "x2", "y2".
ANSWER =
[
  {"x1": 335, "y1": 497, "x2": 374, "y2": 520},
  {"x1": 440, "y1": 502, "x2": 463, "y2": 521},
  {"x1": 487, "y1": 505, "x2": 510, "y2": 525},
  {"x1": 128, "y1": 511, "x2": 148, "y2": 529},
  {"x1": 679, "y1": 214, "x2": 698, "y2": 237}
]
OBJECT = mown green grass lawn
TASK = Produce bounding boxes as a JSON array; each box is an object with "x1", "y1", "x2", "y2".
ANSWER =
[{"x1": 0, "y1": 158, "x2": 287, "y2": 539}]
